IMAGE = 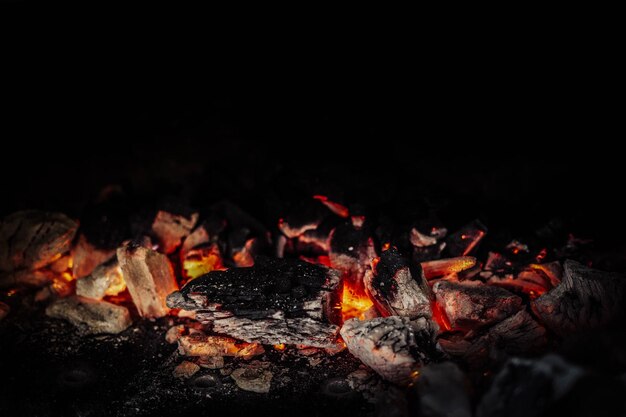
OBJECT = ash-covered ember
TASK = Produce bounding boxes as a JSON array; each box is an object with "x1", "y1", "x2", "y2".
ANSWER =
[{"x1": 45, "y1": 295, "x2": 132, "y2": 334}]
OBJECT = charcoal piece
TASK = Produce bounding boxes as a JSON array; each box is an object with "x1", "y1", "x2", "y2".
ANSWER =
[
  {"x1": 71, "y1": 234, "x2": 117, "y2": 279},
  {"x1": 172, "y1": 361, "x2": 200, "y2": 379},
  {"x1": 421, "y1": 256, "x2": 477, "y2": 280},
  {"x1": 0, "y1": 211, "x2": 78, "y2": 272},
  {"x1": 410, "y1": 362, "x2": 471, "y2": 417},
  {"x1": 488, "y1": 267, "x2": 551, "y2": 297},
  {"x1": 433, "y1": 281, "x2": 522, "y2": 331},
  {"x1": 0, "y1": 269, "x2": 53, "y2": 289},
  {"x1": 210, "y1": 316, "x2": 340, "y2": 348},
  {"x1": 278, "y1": 202, "x2": 326, "y2": 239},
  {"x1": 151, "y1": 210, "x2": 199, "y2": 254},
  {"x1": 476, "y1": 355, "x2": 585, "y2": 417},
  {"x1": 177, "y1": 333, "x2": 264, "y2": 358},
  {"x1": 167, "y1": 257, "x2": 340, "y2": 321},
  {"x1": 313, "y1": 194, "x2": 350, "y2": 218},
  {"x1": 76, "y1": 257, "x2": 125, "y2": 299},
  {"x1": 529, "y1": 261, "x2": 562, "y2": 287},
  {"x1": 180, "y1": 215, "x2": 226, "y2": 256},
  {"x1": 117, "y1": 241, "x2": 178, "y2": 318},
  {"x1": 531, "y1": 260, "x2": 626, "y2": 336},
  {"x1": 364, "y1": 247, "x2": 432, "y2": 319},
  {"x1": 445, "y1": 219, "x2": 487, "y2": 257},
  {"x1": 231, "y1": 365, "x2": 273, "y2": 393},
  {"x1": 340, "y1": 316, "x2": 438, "y2": 385},
  {"x1": 45, "y1": 295, "x2": 132, "y2": 334}
]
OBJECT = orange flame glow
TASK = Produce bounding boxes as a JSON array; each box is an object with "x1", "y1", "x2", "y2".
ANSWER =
[
  {"x1": 274, "y1": 343, "x2": 286, "y2": 351},
  {"x1": 183, "y1": 244, "x2": 223, "y2": 281},
  {"x1": 431, "y1": 300, "x2": 452, "y2": 332},
  {"x1": 340, "y1": 280, "x2": 374, "y2": 322}
]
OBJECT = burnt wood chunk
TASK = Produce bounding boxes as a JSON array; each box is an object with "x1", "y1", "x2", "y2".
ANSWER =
[
  {"x1": 433, "y1": 281, "x2": 522, "y2": 331},
  {"x1": 177, "y1": 333, "x2": 264, "y2": 358},
  {"x1": 167, "y1": 257, "x2": 340, "y2": 321},
  {"x1": 445, "y1": 219, "x2": 487, "y2": 257},
  {"x1": 421, "y1": 257, "x2": 477, "y2": 280},
  {"x1": 151, "y1": 210, "x2": 199, "y2": 254},
  {"x1": 71, "y1": 234, "x2": 116, "y2": 279},
  {"x1": 329, "y1": 221, "x2": 377, "y2": 284},
  {"x1": 364, "y1": 248, "x2": 432, "y2": 319},
  {"x1": 210, "y1": 316, "x2": 340, "y2": 348},
  {"x1": 46, "y1": 295, "x2": 132, "y2": 334},
  {"x1": 340, "y1": 316, "x2": 438, "y2": 385},
  {"x1": 76, "y1": 257, "x2": 125, "y2": 299},
  {"x1": 0, "y1": 211, "x2": 78, "y2": 272},
  {"x1": 531, "y1": 260, "x2": 626, "y2": 336},
  {"x1": 117, "y1": 242, "x2": 178, "y2": 318}
]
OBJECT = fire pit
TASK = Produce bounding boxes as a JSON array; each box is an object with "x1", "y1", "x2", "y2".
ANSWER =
[{"x1": 1, "y1": 97, "x2": 625, "y2": 417}]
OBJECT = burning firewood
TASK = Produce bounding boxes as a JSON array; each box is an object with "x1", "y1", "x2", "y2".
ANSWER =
[
  {"x1": 45, "y1": 295, "x2": 132, "y2": 334},
  {"x1": 210, "y1": 316, "x2": 340, "y2": 348},
  {"x1": 168, "y1": 257, "x2": 341, "y2": 347},
  {"x1": 531, "y1": 260, "x2": 626, "y2": 336},
  {"x1": 151, "y1": 210, "x2": 199, "y2": 254},
  {"x1": 364, "y1": 248, "x2": 432, "y2": 320},
  {"x1": 76, "y1": 257, "x2": 125, "y2": 300},
  {"x1": 117, "y1": 241, "x2": 178, "y2": 318},
  {"x1": 432, "y1": 281, "x2": 523, "y2": 331},
  {"x1": 421, "y1": 256, "x2": 477, "y2": 280},
  {"x1": 168, "y1": 256, "x2": 339, "y2": 318},
  {"x1": 340, "y1": 316, "x2": 439, "y2": 385},
  {"x1": 0, "y1": 211, "x2": 78, "y2": 272},
  {"x1": 71, "y1": 234, "x2": 116, "y2": 279}
]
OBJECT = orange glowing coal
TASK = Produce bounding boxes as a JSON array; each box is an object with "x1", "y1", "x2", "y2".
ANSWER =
[
  {"x1": 340, "y1": 280, "x2": 374, "y2": 322},
  {"x1": 274, "y1": 343, "x2": 286, "y2": 351},
  {"x1": 182, "y1": 244, "x2": 223, "y2": 281}
]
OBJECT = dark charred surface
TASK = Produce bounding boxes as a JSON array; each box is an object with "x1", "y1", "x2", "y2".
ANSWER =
[{"x1": 168, "y1": 257, "x2": 334, "y2": 318}]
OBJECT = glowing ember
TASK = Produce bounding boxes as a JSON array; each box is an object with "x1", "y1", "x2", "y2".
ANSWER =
[
  {"x1": 382, "y1": 242, "x2": 391, "y2": 251},
  {"x1": 341, "y1": 281, "x2": 374, "y2": 322},
  {"x1": 232, "y1": 238, "x2": 256, "y2": 267},
  {"x1": 104, "y1": 267, "x2": 126, "y2": 296},
  {"x1": 313, "y1": 195, "x2": 350, "y2": 218},
  {"x1": 431, "y1": 300, "x2": 452, "y2": 331},
  {"x1": 182, "y1": 244, "x2": 223, "y2": 281},
  {"x1": 274, "y1": 343, "x2": 286, "y2": 351}
]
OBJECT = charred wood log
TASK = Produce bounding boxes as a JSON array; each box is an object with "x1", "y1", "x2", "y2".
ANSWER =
[
  {"x1": 364, "y1": 248, "x2": 432, "y2": 320},
  {"x1": 531, "y1": 260, "x2": 626, "y2": 336},
  {"x1": 340, "y1": 316, "x2": 439, "y2": 385},
  {"x1": 117, "y1": 241, "x2": 178, "y2": 318},
  {"x1": 46, "y1": 295, "x2": 132, "y2": 334},
  {"x1": 432, "y1": 281, "x2": 522, "y2": 331},
  {"x1": 0, "y1": 211, "x2": 78, "y2": 272}
]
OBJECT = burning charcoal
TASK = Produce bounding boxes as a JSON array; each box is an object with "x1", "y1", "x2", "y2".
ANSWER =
[
  {"x1": 0, "y1": 301, "x2": 9, "y2": 321},
  {"x1": 421, "y1": 256, "x2": 477, "y2": 280},
  {"x1": 76, "y1": 258, "x2": 125, "y2": 300},
  {"x1": 181, "y1": 243, "x2": 223, "y2": 280},
  {"x1": 211, "y1": 316, "x2": 340, "y2": 349},
  {"x1": 232, "y1": 238, "x2": 260, "y2": 267},
  {"x1": 340, "y1": 316, "x2": 438, "y2": 385},
  {"x1": 117, "y1": 241, "x2": 178, "y2": 318},
  {"x1": 313, "y1": 194, "x2": 350, "y2": 218},
  {"x1": 172, "y1": 361, "x2": 200, "y2": 379},
  {"x1": 177, "y1": 333, "x2": 264, "y2": 358},
  {"x1": 278, "y1": 203, "x2": 325, "y2": 239},
  {"x1": 445, "y1": 219, "x2": 487, "y2": 257},
  {"x1": 364, "y1": 248, "x2": 432, "y2": 319},
  {"x1": 0, "y1": 210, "x2": 78, "y2": 272},
  {"x1": 151, "y1": 210, "x2": 199, "y2": 254},
  {"x1": 0, "y1": 269, "x2": 53, "y2": 289},
  {"x1": 410, "y1": 362, "x2": 471, "y2": 417},
  {"x1": 488, "y1": 267, "x2": 551, "y2": 298},
  {"x1": 531, "y1": 260, "x2": 626, "y2": 336},
  {"x1": 410, "y1": 227, "x2": 447, "y2": 263},
  {"x1": 231, "y1": 365, "x2": 273, "y2": 393},
  {"x1": 45, "y1": 295, "x2": 132, "y2": 334},
  {"x1": 49, "y1": 254, "x2": 72, "y2": 273},
  {"x1": 165, "y1": 324, "x2": 185, "y2": 344},
  {"x1": 476, "y1": 355, "x2": 585, "y2": 417},
  {"x1": 296, "y1": 226, "x2": 332, "y2": 254},
  {"x1": 329, "y1": 220, "x2": 377, "y2": 284},
  {"x1": 71, "y1": 234, "x2": 117, "y2": 279},
  {"x1": 529, "y1": 261, "x2": 562, "y2": 287},
  {"x1": 168, "y1": 257, "x2": 340, "y2": 321},
  {"x1": 432, "y1": 281, "x2": 522, "y2": 331},
  {"x1": 410, "y1": 228, "x2": 439, "y2": 247},
  {"x1": 198, "y1": 355, "x2": 224, "y2": 369}
]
